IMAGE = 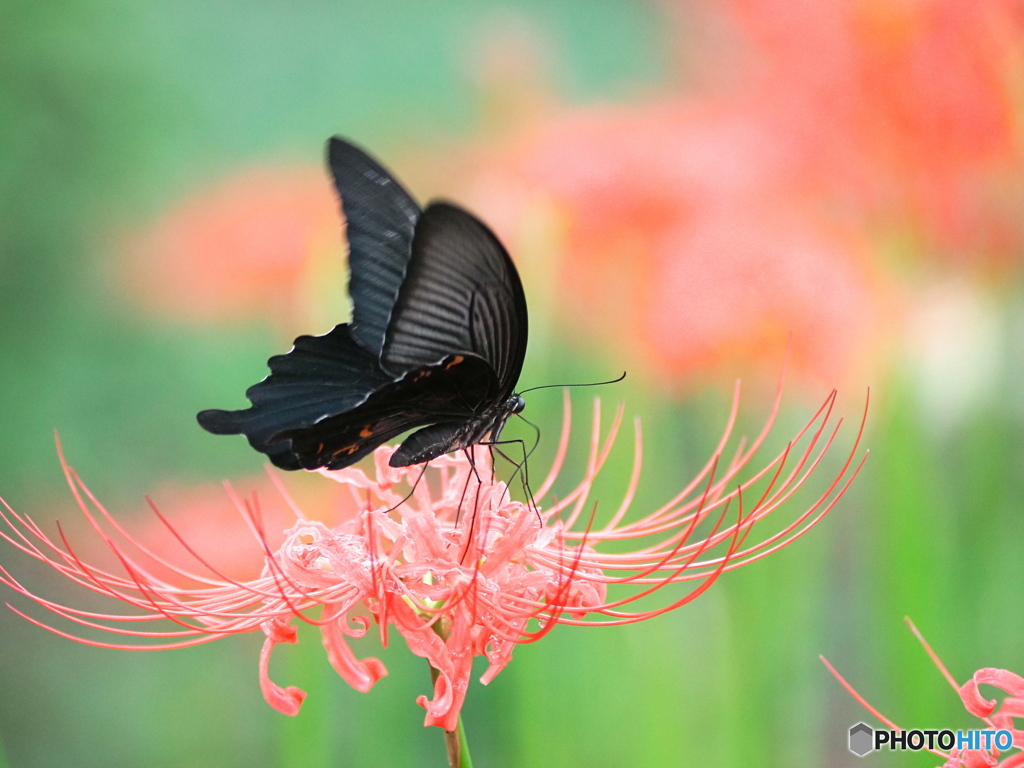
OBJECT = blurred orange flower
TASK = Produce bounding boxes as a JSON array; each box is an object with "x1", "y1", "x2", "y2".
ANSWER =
[
  {"x1": 118, "y1": 0, "x2": 1024, "y2": 388},
  {"x1": 724, "y1": 0, "x2": 1024, "y2": 259},
  {"x1": 462, "y1": 0, "x2": 1024, "y2": 387}
]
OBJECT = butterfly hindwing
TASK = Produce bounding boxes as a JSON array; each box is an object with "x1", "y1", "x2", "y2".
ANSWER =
[
  {"x1": 273, "y1": 353, "x2": 500, "y2": 470},
  {"x1": 196, "y1": 324, "x2": 392, "y2": 470},
  {"x1": 381, "y1": 202, "x2": 528, "y2": 392}
]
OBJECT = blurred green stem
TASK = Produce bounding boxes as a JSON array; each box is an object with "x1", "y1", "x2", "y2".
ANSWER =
[{"x1": 428, "y1": 614, "x2": 472, "y2": 768}]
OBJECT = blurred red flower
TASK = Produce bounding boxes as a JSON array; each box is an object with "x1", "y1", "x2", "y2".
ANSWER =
[
  {"x1": 723, "y1": 0, "x2": 1024, "y2": 259},
  {"x1": 103, "y1": 473, "x2": 350, "y2": 585},
  {"x1": 120, "y1": 166, "x2": 343, "y2": 330},
  {"x1": 468, "y1": 100, "x2": 885, "y2": 388}
]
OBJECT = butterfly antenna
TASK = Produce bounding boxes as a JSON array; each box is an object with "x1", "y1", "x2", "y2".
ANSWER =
[
  {"x1": 515, "y1": 413, "x2": 542, "y2": 462},
  {"x1": 517, "y1": 371, "x2": 626, "y2": 396},
  {"x1": 514, "y1": 413, "x2": 542, "y2": 514}
]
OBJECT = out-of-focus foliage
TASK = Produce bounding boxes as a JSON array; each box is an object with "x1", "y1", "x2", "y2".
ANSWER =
[{"x1": 1, "y1": 0, "x2": 1022, "y2": 766}]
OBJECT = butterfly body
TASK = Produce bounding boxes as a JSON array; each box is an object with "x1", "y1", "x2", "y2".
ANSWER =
[{"x1": 197, "y1": 138, "x2": 528, "y2": 471}]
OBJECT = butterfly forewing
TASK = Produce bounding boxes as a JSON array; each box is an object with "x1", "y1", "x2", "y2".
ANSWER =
[{"x1": 328, "y1": 138, "x2": 421, "y2": 357}]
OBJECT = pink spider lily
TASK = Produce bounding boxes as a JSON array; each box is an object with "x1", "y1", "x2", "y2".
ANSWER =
[
  {"x1": 823, "y1": 618, "x2": 1024, "y2": 767},
  {"x1": 0, "y1": 389, "x2": 866, "y2": 734}
]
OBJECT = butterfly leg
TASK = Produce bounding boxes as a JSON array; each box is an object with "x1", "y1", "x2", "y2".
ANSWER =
[
  {"x1": 480, "y1": 438, "x2": 538, "y2": 517},
  {"x1": 452, "y1": 448, "x2": 478, "y2": 529},
  {"x1": 380, "y1": 462, "x2": 430, "y2": 514},
  {"x1": 457, "y1": 447, "x2": 490, "y2": 565}
]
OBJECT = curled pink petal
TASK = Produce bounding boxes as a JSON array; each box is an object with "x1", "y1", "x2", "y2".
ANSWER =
[
  {"x1": 416, "y1": 682, "x2": 457, "y2": 731},
  {"x1": 259, "y1": 636, "x2": 306, "y2": 716},
  {"x1": 981, "y1": 669, "x2": 1024, "y2": 697},
  {"x1": 262, "y1": 617, "x2": 298, "y2": 644},
  {"x1": 961, "y1": 669, "x2": 1024, "y2": 719},
  {"x1": 322, "y1": 617, "x2": 387, "y2": 693},
  {"x1": 962, "y1": 751, "x2": 999, "y2": 768}
]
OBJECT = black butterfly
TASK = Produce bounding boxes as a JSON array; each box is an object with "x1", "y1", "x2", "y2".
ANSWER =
[{"x1": 197, "y1": 137, "x2": 528, "y2": 471}]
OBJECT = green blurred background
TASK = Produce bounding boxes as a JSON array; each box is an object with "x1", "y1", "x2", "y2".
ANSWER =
[{"x1": 2, "y1": 0, "x2": 1023, "y2": 765}]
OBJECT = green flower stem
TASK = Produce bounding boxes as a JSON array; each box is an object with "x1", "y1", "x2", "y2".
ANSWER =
[
  {"x1": 429, "y1": 664, "x2": 473, "y2": 768},
  {"x1": 425, "y1": 607, "x2": 472, "y2": 767},
  {"x1": 452, "y1": 712, "x2": 472, "y2": 768}
]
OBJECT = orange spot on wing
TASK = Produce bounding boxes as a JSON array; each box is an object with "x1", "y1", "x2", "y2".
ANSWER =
[
  {"x1": 359, "y1": 426, "x2": 373, "y2": 437},
  {"x1": 446, "y1": 355, "x2": 465, "y2": 369}
]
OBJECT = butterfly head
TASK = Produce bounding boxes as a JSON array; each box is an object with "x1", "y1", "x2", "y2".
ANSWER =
[{"x1": 506, "y1": 394, "x2": 526, "y2": 415}]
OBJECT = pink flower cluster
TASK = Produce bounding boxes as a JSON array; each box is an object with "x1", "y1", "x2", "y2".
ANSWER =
[{"x1": 0, "y1": 391, "x2": 865, "y2": 730}]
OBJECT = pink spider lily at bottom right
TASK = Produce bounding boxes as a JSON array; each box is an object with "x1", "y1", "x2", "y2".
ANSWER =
[{"x1": 824, "y1": 618, "x2": 1024, "y2": 767}]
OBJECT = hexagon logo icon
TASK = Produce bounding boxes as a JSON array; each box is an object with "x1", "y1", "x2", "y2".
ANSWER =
[{"x1": 849, "y1": 722, "x2": 874, "y2": 757}]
